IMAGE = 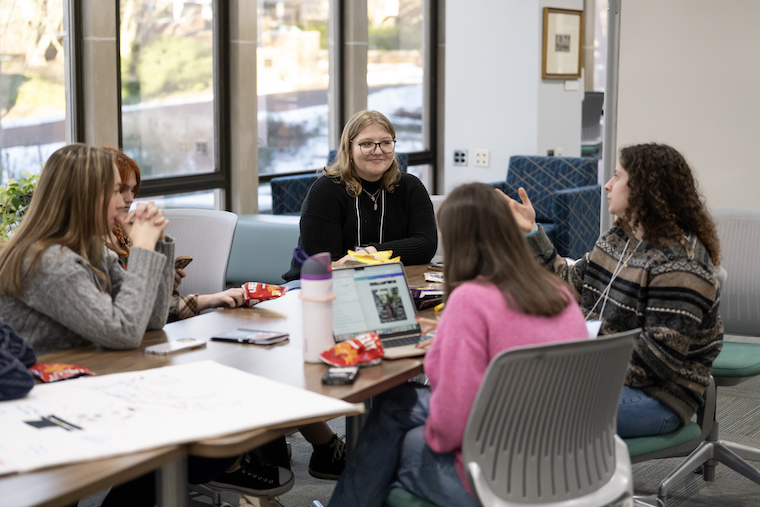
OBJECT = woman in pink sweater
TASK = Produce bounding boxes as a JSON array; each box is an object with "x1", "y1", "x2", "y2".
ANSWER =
[{"x1": 329, "y1": 183, "x2": 588, "y2": 507}]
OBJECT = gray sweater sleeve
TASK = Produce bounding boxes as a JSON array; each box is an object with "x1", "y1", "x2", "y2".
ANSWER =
[
  {"x1": 108, "y1": 238, "x2": 175, "y2": 330},
  {"x1": 23, "y1": 242, "x2": 173, "y2": 350}
]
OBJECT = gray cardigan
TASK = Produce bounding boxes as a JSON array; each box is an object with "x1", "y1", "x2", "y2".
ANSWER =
[{"x1": 0, "y1": 239, "x2": 174, "y2": 355}]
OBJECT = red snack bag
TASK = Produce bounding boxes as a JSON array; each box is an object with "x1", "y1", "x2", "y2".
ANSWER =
[
  {"x1": 241, "y1": 282, "x2": 288, "y2": 307},
  {"x1": 29, "y1": 363, "x2": 95, "y2": 383},
  {"x1": 320, "y1": 332, "x2": 385, "y2": 367}
]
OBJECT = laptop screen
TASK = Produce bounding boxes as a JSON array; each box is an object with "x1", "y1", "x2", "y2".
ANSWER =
[{"x1": 332, "y1": 263, "x2": 420, "y2": 342}]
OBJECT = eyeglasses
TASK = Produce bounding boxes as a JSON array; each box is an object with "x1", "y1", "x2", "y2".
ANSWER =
[{"x1": 353, "y1": 140, "x2": 396, "y2": 155}]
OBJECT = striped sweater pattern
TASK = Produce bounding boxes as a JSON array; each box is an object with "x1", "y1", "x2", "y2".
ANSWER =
[{"x1": 529, "y1": 225, "x2": 723, "y2": 426}]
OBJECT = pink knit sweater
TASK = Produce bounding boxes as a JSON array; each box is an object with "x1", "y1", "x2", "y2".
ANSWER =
[{"x1": 423, "y1": 281, "x2": 588, "y2": 488}]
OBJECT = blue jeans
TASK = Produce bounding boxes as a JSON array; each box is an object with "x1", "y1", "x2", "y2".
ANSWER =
[
  {"x1": 394, "y1": 426, "x2": 480, "y2": 507},
  {"x1": 617, "y1": 386, "x2": 680, "y2": 437},
  {"x1": 329, "y1": 383, "x2": 478, "y2": 507}
]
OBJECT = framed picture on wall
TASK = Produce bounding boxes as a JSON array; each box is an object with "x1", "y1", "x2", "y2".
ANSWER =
[{"x1": 542, "y1": 7, "x2": 584, "y2": 79}]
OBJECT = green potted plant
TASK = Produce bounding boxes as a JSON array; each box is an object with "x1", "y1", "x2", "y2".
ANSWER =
[{"x1": 0, "y1": 172, "x2": 39, "y2": 242}]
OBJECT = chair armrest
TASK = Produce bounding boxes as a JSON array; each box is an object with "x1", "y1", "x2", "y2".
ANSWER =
[{"x1": 552, "y1": 185, "x2": 601, "y2": 259}]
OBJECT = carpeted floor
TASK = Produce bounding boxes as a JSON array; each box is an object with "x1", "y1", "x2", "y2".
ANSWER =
[{"x1": 631, "y1": 370, "x2": 760, "y2": 506}]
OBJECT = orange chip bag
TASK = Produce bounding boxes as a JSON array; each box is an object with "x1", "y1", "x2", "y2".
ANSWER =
[
  {"x1": 320, "y1": 332, "x2": 384, "y2": 367},
  {"x1": 242, "y1": 282, "x2": 288, "y2": 307},
  {"x1": 29, "y1": 363, "x2": 95, "y2": 383}
]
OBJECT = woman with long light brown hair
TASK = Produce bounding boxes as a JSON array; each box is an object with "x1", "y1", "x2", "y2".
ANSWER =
[
  {"x1": 0, "y1": 144, "x2": 172, "y2": 354},
  {"x1": 329, "y1": 183, "x2": 588, "y2": 507},
  {"x1": 0, "y1": 144, "x2": 294, "y2": 505}
]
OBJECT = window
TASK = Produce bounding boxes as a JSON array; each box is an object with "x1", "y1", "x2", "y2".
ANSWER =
[
  {"x1": 119, "y1": 0, "x2": 215, "y2": 179},
  {"x1": 257, "y1": 0, "x2": 330, "y2": 175},
  {"x1": 135, "y1": 189, "x2": 219, "y2": 210},
  {"x1": 367, "y1": 0, "x2": 424, "y2": 153},
  {"x1": 0, "y1": 1, "x2": 66, "y2": 184}
]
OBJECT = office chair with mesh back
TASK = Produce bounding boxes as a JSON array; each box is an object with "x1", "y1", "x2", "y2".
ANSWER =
[
  {"x1": 386, "y1": 329, "x2": 638, "y2": 507},
  {"x1": 462, "y1": 329, "x2": 637, "y2": 507},
  {"x1": 162, "y1": 209, "x2": 238, "y2": 296}
]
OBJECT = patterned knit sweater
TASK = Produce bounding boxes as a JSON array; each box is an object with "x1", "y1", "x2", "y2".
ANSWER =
[{"x1": 527, "y1": 225, "x2": 723, "y2": 426}]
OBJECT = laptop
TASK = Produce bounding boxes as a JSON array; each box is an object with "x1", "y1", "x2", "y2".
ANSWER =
[{"x1": 332, "y1": 262, "x2": 431, "y2": 360}]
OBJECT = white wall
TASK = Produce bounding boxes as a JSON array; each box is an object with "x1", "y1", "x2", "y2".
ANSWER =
[
  {"x1": 443, "y1": 0, "x2": 583, "y2": 193},
  {"x1": 617, "y1": 0, "x2": 760, "y2": 210},
  {"x1": 537, "y1": 0, "x2": 585, "y2": 159}
]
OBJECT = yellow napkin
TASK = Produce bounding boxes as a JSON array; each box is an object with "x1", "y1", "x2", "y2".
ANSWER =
[{"x1": 347, "y1": 250, "x2": 400, "y2": 264}]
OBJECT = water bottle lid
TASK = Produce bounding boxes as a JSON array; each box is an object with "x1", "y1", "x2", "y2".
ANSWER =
[{"x1": 301, "y1": 252, "x2": 332, "y2": 280}]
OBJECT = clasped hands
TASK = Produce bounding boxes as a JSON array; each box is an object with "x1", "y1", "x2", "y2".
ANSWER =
[{"x1": 116, "y1": 202, "x2": 169, "y2": 251}]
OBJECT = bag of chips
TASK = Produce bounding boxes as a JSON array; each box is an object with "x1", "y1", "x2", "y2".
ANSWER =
[
  {"x1": 346, "y1": 250, "x2": 400, "y2": 265},
  {"x1": 29, "y1": 363, "x2": 95, "y2": 383},
  {"x1": 320, "y1": 332, "x2": 384, "y2": 367},
  {"x1": 241, "y1": 282, "x2": 288, "y2": 307}
]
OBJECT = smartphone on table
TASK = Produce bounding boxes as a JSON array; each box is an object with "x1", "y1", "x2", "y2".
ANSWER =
[
  {"x1": 211, "y1": 329, "x2": 290, "y2": 345},
  {"x1": 321, "y1": 366, "x2": 360, "y2": 385},
  {"x1": 145, "y1": 337, "x2": 206, "y2": 355}
]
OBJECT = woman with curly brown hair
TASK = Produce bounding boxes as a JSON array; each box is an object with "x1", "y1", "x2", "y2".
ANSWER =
[{"x1": 505, "y1": 143, "x2": 723, "y2": 438}]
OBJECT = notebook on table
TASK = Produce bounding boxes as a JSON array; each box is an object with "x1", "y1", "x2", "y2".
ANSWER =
[{"x1": 332, "y1": 262, "x2": 431, "y2": 360}]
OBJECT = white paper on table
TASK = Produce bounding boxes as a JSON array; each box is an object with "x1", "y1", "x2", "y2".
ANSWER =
[{"x1": 0, "y1": 361, "x2": 359, "y2": 475}]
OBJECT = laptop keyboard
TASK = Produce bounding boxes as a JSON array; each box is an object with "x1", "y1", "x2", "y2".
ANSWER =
[{"x1": 383, "y1": 335, "x2": 422, "y2": 348}]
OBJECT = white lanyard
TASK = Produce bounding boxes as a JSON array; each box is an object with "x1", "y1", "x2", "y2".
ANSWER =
[
  {"x1": 587, "y1": 238, "x2": 643, "y2": 321},
  {"x1": 355, "y1": 190, "x2": 385, "y2": 247}
]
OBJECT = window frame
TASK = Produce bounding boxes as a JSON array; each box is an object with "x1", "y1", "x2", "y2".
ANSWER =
[
  {"x1": 64, "y1": 0, "x2": 441, "y2": 210},
  {"x1": 114, "y1": 0, "x2": 232, "y2": 209}
]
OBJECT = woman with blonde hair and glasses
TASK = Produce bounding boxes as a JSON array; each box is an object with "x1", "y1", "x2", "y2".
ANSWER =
[{"x1": 284, "y1": 109, "x2": 437, "y2": 281}]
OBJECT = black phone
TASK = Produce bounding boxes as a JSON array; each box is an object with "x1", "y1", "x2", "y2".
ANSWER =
[{"x1": 321, "y1": 366, "x2": 360, "y2": 385}]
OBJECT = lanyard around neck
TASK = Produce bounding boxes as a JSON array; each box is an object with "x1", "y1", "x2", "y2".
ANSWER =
[
  {"x1": 355, "y1": 189, "x2": 385, "y2": 247},
  {"x1": 587, "y1": 238, "x2": 643, "y2": 321}
]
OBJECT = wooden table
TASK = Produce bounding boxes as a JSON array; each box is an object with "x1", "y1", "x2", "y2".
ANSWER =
[
  {"x1": 0, "y1": 447, "x2": 185, "y2": 507},
  {"x1": 2, "y1": 263, "x2": 440, "y2": 507}
]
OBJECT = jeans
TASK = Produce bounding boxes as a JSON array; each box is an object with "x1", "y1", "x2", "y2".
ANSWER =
[
  {"x1": 329, "y1": 383, "x2": 477, "y2": 507},
  {"x1": 394, "y1": 426, "x2": 480, "y2": 507},
  {"x1": 617, "y1": 386, "x2": 680, "y2": 437}
]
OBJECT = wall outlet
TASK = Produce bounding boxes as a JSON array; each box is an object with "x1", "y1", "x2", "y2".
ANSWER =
[
  {"x1": 453, "y1": 150, "x2": 468, "y2": 166},
  {"x1": 474, "y1": 149, "x2": 490, "y2": 167}
]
